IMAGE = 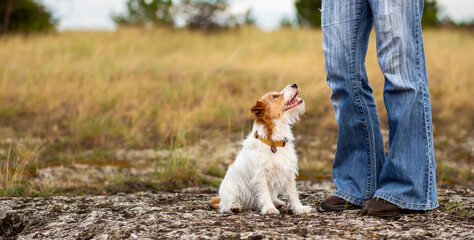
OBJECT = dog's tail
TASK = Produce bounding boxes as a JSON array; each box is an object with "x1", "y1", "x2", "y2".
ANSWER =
[{"x1": 210, "y1": 196, "x2": 221, "y2": 209}]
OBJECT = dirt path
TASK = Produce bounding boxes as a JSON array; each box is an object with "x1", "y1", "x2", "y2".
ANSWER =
[{"x1": 1, "y1": 181, "x2": 472, "y2": 240}]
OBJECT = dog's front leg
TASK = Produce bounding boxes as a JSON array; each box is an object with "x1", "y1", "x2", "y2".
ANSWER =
[
  {"x1": 253, "y1": 173, "x2": 279, "y2": 215},
  {"x1": 286, "y1": 178, "x2": 312, "y2": 215}
]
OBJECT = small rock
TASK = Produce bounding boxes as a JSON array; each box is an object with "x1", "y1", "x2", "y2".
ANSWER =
[{"x1": 0, "y1": 204, "x2": 12, "y2": 219}]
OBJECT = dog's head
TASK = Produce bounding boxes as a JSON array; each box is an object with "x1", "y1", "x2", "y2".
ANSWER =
[{"x1": 251, "y1": 83, "x2": 305, "y2": 126}]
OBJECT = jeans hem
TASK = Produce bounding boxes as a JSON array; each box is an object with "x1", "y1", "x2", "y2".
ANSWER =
[
  {"x1": 374, "y1": 193, "x2": 439, "y2": 211},
  {"x1": 333, "y1": 191, "x2": 365, "y2": 206}
]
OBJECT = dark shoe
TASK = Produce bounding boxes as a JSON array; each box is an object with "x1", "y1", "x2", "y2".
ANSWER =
[
  {"x1": 361, "y1": 198, "x2": 401, "y2": 217},
  {"x1": 321, "y1": 196, "x2": 360, "y2": 211}
]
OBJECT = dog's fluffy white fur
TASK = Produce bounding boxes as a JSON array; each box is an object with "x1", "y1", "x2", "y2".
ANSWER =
[{"x1": 213, "y1": 84, "x2": 311, "y2": 215}]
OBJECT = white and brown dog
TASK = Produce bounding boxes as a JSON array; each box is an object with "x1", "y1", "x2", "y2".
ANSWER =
[{"x1": 211, "y1": 83, "x2": 311, "y2": 215}]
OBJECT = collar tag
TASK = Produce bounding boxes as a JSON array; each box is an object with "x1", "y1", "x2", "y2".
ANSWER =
[{"x1": 271, "y1": 145, "x2": 277, "y2": 153}]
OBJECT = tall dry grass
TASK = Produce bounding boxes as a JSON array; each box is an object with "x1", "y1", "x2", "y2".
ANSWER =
[
  {"x1": 0, "y1": 143, "x2": 43, "y2": 196},
  {"x1": 0, "y1": 27, "x2": 472, "y2": 155}
]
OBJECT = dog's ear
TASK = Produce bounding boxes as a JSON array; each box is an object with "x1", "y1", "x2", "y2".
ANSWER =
[{"x1": 251, "y1": 100, "x2": 266, "y2": 116}]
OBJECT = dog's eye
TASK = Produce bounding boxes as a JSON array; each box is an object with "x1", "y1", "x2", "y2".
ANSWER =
[{"x1": 273, "y1": 95, "x2": 278, "y2": 99}]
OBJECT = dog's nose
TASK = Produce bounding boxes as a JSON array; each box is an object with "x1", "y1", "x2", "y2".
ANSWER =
[{"x1": 291, "y1": 83, "x2": 298, "y2": 88}]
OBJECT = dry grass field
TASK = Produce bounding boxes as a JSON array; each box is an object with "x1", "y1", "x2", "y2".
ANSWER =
[{"x1": 0, "y1": 27, "x2": 473, "y2": 196}]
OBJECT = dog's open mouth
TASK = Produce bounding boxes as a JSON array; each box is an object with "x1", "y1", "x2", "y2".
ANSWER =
[{"x1": 284, "y1": 92, "x2": 303, "y2": 111}]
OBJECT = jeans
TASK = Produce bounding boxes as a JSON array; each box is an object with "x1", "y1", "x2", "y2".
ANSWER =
[{"x1": 321, "y1": 0, "x2": 438, "y2": 210}]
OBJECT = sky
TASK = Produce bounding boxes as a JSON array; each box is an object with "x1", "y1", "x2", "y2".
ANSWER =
[{"x1": 41, "y1": 0, "x2": 474, "y2": 31}]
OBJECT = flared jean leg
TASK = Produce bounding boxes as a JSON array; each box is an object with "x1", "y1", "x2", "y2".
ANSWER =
[
  {"x1": 321, "y1": 0, "x2": 385, "y2": 206},
  {"x1": 370, "y1": 0, "x2": 438, "y2": 210}
]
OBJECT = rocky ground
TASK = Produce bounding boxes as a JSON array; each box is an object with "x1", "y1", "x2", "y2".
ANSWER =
[
  {"x1": 1, "y1": 131, "x2": 473, "y2": 239},
  {"x1": 1, "y1": 181, "x2": 472, "y2": 240}
]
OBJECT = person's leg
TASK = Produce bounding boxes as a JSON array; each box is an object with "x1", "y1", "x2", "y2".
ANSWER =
[
  {"x1": 321, "y1": 0, "x2": 385, "y2": 206},
  {"x1": 369, "y1": 0, "x2": 438, "y2": 210}
]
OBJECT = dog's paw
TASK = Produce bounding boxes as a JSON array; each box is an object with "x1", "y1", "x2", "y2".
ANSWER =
[
  {"x1": 230, "y1": 204, "x2": 241, "y2": 213},
  {"x1": 273, "y1": 200, "x2": 285, "y2": 209},
  {"x1": 262, "y1": 207, "x2": 280, "y2": 215},
  {"x1": 293, "y1": 205, "x2": 312, "y2": 215}
]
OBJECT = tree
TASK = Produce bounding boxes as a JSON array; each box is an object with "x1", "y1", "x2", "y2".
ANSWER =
[
  {"x1": 242, "y1": 9, "x2": 255, "y2": 26},
  {"x1": 179, "y1": 0, "x2": 235, "y2": 32},
  {"x1": 113, "y1": 0, "x2": 174, "y2": 26},
  {"x1": 1, "y1": 0, "x2": 14, "y2": 34},
  {"x1": 114, "y1": 0, "x2": 247, "y2": 32},
  {"x1": 280, "y1": 16, "x2": 293, "y2": 29},
  {"x1": 0, "y1": 0, "x2": 56, "y2": 35},
  {"x1": 422, "y1": 0, "x2": 439, "y2": 28},
  {"x1": 295, "y1": 0, "x2": 322, "y2": 28}
]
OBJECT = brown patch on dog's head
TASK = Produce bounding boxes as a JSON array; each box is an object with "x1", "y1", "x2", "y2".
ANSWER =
[
  {"x1": 250, "y1": 84, "x2": 304, "y2": 139},
  {"x1": 250, "y1": 92, "x2": 285, "y2": 138}
]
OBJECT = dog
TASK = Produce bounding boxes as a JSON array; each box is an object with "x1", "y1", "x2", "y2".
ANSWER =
[{"x1": 211, "y1": 83, "x2": 311, "y2": 215}]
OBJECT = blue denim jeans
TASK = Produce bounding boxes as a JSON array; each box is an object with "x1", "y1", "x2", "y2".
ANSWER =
[{"x1": 321, "y1": 0, "x2": 438, "y2": 210}]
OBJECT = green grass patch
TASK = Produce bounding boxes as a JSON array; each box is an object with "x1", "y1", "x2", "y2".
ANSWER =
[
  {"x1": 206, "y1": 167, "x2": 225, "y2": 178},
  {"x1": 199, "y1": 176, "x2": 221, "y2": 188},
  {"x1": 155, "y1": 149, "x2": 199, "y2": 189}
]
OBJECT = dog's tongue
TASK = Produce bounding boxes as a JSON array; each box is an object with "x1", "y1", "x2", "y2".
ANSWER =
[{"x1": 285, "y1": 99, "x2": 299, "y2": 110}]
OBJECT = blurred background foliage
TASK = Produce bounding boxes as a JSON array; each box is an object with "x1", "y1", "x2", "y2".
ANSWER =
[
  {"x1": 113, "y1": 0, "x2": 253, "y2": 32},
  {"x1": 112, "y1": 0, "x2": 174, "y2": 27},
  {"x1": 1, "y1": 0, "x2": 473, "y2": 35},
  {"x1": 422, "y1": 0, "x2": 440, "y2": 28},
  {"x1": 295, "y1": 0, "x2": 322, "y2": 29},
  {"x1": 0, "y1": 0, "x2": 56, "y2": 35},
  {"x1": 0, "y1": 0, "x2": 472, "y2": 196}
]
